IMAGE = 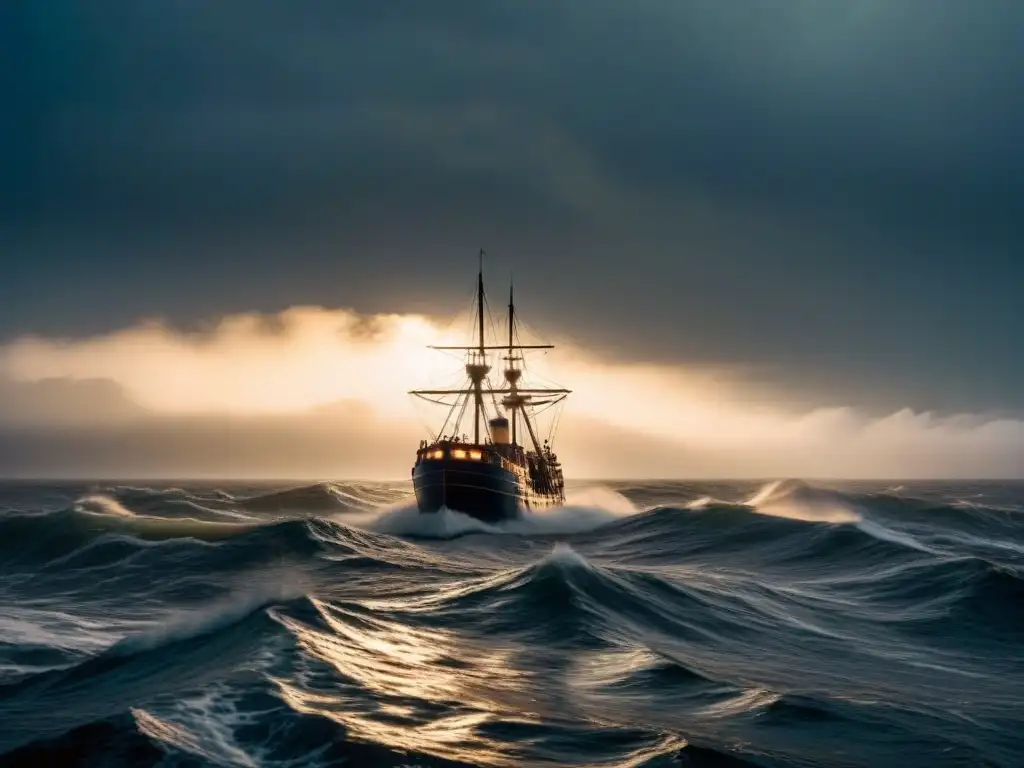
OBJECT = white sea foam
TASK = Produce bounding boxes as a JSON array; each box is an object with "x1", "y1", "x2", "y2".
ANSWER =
[
  {"x1": 362, "y1": 485, "x2": 638, "y2": 538},
  {"x1": 746, "y1": 479, "x2": 863, "y2": 524},
  {"x1": 75, "y1": 494, "x2": 137, "y2": 517},
  {"x1": 745, "y1": 479, "x2": 948, "y2": 554},
  {"x1": 108, "y1": 578, "x2": 307, "y2": 657}
]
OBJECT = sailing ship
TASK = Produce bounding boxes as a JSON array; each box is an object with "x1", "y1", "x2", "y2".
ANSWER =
[{"x1": 409, "y1": 251, "x2": 570, "y2": 522}]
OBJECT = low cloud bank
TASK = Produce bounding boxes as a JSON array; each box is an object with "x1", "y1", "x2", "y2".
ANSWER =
[{"x1": 0, "y1": 307, "x2": 1020, "y2": 479}]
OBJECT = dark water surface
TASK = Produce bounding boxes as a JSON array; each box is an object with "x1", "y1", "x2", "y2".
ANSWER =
[{"x1": 1, "y1": 479, "x2": 1022, "y2": 767}]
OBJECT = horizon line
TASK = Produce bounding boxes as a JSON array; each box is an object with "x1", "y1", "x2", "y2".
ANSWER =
[{"x1": 0, "y1": 476, "x2": 1021, "y2": 484}]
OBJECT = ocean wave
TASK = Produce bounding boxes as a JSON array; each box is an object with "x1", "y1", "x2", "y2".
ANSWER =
[
  {"x1": 0, "y1": 588, "x2": 306, "y2": 755},
  {"x1": 3, "y1": 479, "x2": 1024, "y2": 767}
]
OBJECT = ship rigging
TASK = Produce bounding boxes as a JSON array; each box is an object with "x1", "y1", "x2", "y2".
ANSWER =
[{"x1": 409, "y1": 250, "x2": 569, "y2": 521}]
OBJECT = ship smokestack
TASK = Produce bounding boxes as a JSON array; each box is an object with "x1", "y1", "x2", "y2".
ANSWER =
[{"x1": 489, "y1": 417, "x2": 510, "y2": 444}]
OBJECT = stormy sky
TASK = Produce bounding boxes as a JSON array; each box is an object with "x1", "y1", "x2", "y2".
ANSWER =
[{"x1": 2, "y1": 2, "x2": 1023, "y2": 478}]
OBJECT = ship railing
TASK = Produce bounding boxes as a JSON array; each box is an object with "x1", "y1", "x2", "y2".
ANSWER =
[{"x1": 417, "y1": 444, "x2": 524, "y2": 473}]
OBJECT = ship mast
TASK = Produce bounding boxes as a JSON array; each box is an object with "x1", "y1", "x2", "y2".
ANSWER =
[
  {"x1": 507, "y1": 280, "x2": 518, "y2": 445},
  {"x1": 409, "y1": 250, "x2": 570, "y2": 448},
  {"x1": 471, "y1": 250, "x2": 487, "y2": 443},
  {"x1": 501, "y1": 275, "x2": 553, "y2": 457}
]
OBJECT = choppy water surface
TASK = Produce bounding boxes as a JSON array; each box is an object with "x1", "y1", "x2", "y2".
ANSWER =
[{"x1": 1, "y1": 479, "x2": 1022, "y2": 767}]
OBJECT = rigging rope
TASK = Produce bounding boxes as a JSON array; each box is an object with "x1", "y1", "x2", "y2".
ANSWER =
[
  {"x1": 436, "y1": 377, "x2": 468, "y2": 439},
  {"x1": 451, "y1": 380, "x2": 471, "y2": 438},
  {"x1": 547, "y1": 398, "x2": 565, "y2": 445},
  {"x1": 410, "y1": 264, "x2": 570, "y2": 448}
]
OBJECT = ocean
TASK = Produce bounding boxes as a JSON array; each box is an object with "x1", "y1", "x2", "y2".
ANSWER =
[{"x1": 0, "y1": 479, "x2": 1021, "y2": 767}]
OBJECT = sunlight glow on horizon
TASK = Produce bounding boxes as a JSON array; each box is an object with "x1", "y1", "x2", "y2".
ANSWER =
[
  {"x1": 1, "y1": 305, "x2": 1021, "y2": 478},
  {"x1": 0, "y1": 306, "x2": 735, "y2": 431}
]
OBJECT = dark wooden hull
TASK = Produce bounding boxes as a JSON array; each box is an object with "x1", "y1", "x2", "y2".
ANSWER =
[{"x1": 412, "y1": 456, "x2": 561, "y2": 524}]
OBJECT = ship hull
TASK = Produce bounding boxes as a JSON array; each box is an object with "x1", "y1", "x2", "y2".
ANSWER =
[{"x1": 412, "y1": 457, "x2": 560, "y2": 524}]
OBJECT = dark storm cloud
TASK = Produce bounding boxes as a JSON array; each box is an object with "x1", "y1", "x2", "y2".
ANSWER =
[{"x1": 4, "y1": 1, "x2": 1023, "y2": 412}]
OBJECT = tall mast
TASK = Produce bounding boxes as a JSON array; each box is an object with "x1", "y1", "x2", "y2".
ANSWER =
[
  {"x1": 507, "y1": 279, "x2": 514, "y2": 349},
  {"x1": 478, "y1": 250, "x2": 486, "y2": 352},
  {"x1": 473, "y1": 249, "x2": 486, "y2": 444},
  {"x1": 408, "y1": 249, "x2": 570, "y2": 447},
  {"x1": 507, "y1": 279, "x2": 517, "y2": 445}
]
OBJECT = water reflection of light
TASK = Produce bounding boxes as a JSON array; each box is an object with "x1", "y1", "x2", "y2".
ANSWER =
[
  {"x1": 270, "y1": 598, "x2": 543, "y2": 766},
  {"x1": 268, "y1": 595, "x2": 688, "y2": 767}
]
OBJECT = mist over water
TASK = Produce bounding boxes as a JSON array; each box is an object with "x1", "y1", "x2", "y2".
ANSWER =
[{"x1": 1, "y1": 479, "x2": 1022, "y2": 767}]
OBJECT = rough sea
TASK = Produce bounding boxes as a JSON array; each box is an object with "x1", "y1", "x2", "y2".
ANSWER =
[{"x1": 1, "y1": 479, "x2": 1021, "y2": 768}]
